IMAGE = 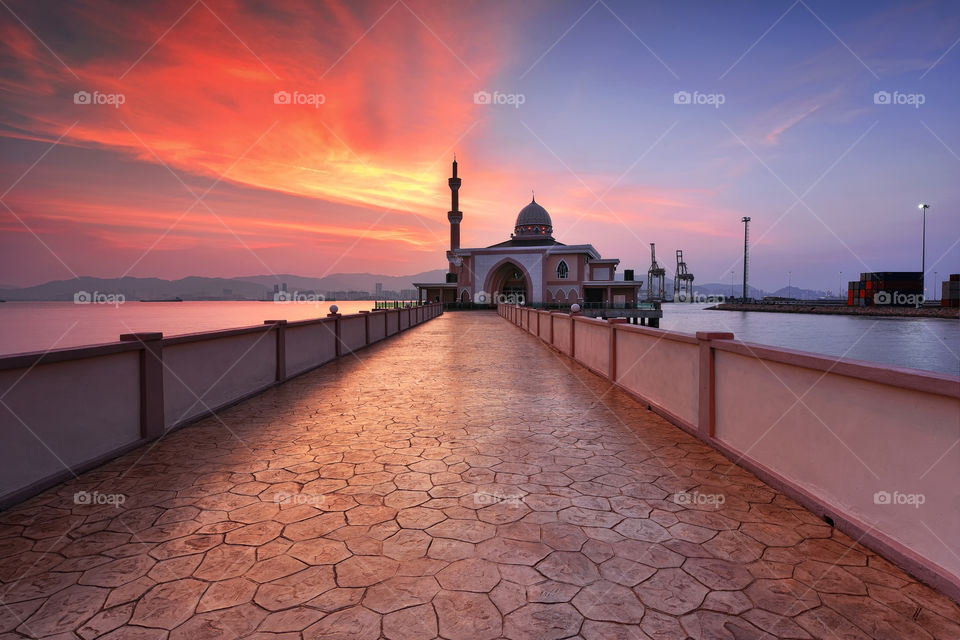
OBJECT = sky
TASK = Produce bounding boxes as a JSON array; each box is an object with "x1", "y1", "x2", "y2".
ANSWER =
[{"x1": 1, "y1": 0, "x2": 958, "y2": 293}]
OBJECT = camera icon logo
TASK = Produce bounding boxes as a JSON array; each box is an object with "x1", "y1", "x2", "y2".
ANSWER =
[
  {"x1": 273, "y1": 91, "x2": 291, "y2": 105},
  {"x1": 874, "y1": 291, "x2": 891, "y2": 305},
  {"x1": 74, "y1": 291, "x2": 92, "y2": 304},
  {"x1": 673, "y1": 91, "x2": 691, "y2": 105},
  {"x1": 73, "y1": 91, "x2": 92, "y2": 105},
  {"x1": 274, "y1": 291, "x2": 291, "y2": 303},
  {"x1": 873, "y1": 91, "x2": 891, "y2": 105},
  {"x1": 873, "y1": 490, "x2": 891, "y2": 505},
  {"x1": 473, "y1": 91, "x2": 492, "y2": 105},
  {"x1": 74, "y1": 490, "x2": 91, "y2": 504}
]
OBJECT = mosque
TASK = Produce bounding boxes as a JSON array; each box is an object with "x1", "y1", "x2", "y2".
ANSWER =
[{"x1": 415, "y1": 158, "x2": 642, "y2": 306}]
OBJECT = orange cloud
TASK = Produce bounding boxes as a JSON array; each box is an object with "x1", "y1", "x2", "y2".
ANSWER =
[{"x1": 1, "y1": 1, "x2": 505, "y2": 216}]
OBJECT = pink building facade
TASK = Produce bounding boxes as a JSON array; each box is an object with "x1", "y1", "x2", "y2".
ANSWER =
[{"x1": 416, "y1": 159, "x2": 642, "y2": 306}]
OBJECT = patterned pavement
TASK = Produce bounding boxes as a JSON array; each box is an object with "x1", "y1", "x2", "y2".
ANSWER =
[{"x1": 1, "y1": 311, "x2": 958, "y2": 639}]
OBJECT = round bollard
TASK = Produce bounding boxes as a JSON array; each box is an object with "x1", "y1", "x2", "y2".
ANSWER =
[
  {"x1": 329, "y1": 304, "x2": 339, "y2": 314},
  {"x1": 571, "y1": 303, "x2": 581, "y2": 313}
]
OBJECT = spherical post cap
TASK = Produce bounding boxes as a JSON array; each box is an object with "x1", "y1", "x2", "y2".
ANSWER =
[
  {"x1": 329, "y1": 304, "x2": 339, "y2": 314},
  {"x1": 571, "y1": 303, "x2": 581, "y2": 313}
]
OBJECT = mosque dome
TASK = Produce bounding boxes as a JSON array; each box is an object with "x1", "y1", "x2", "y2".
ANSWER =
[{"x1": 514, "y1": 196, "x2": 553, "y2": 237}]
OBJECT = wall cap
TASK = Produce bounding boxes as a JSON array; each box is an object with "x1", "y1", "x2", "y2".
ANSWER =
[
  {"x1": 120, "y1": 332, "x2": 163, "y2": 341},
  {"x1": 696, "y1": 331, "x2": 734, "y2": 340}
]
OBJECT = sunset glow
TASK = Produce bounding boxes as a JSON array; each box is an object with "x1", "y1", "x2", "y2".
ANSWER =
[{"x1": 1, "y1": 0, "x2": 958, "y2": 289}]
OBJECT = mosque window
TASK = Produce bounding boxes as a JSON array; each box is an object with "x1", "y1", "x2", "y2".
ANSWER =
[{"x1": 557, "y1": 260, "x2": 569, "y2": 279}]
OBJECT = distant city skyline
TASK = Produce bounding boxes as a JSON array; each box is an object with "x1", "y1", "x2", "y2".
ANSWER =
[{"x1": 1, "y1": 0, "x2": 958, "y2": 293}]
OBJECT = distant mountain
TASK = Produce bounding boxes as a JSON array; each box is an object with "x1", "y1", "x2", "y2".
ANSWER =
[
  {"x1": 0, "y1": 271, "x2": 835, "y2": 301},
  {"x1": 237, "y1": 270, "x2": 446, "y2": 294},
  {"x1": 691, "y1": 282, "x2": 835, "y2": 300},
  {"x1": 0, "y1": 276, "x2": 267, "y2": 301},
  {"x1": 0, "y1": 270, "x2": 446, "y2": 301},
  {"x1": 767, "y1": 286, "x2": 836, "y2": 300}
]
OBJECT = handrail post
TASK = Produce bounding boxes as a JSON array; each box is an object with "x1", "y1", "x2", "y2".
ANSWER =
[
  {"x1": 359, "y1": 310, "x2": 370, "y2": 345},
  {"x1": 696, "y1": 332, "x2": 734, "y2": 438},
  {"x1": 569, "y1": 310, "x2": 582, "y2": 357},
  {"x1": 263, "y1": 320, "x2": 287, "y2": 382},
  {"x1": 119, "y1": 332, "x2": 165, "y2": 439},
  {"x1": 328, "y1": 312, "x2": 342, "y2": 357},
  {"x1": 608, "y1": 318, "x2": 627, "y2": 380}
]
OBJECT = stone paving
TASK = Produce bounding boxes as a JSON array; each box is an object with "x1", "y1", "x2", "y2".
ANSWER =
[{"x1": 1, "y1": 311, "x2": 958, "y2": 639}]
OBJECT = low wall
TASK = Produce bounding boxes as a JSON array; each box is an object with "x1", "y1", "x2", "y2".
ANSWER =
[
  {"x1": 0, "y1": 303, "x2": 443, "y2": 508},
  {"x1": 285, "y1": 319, "x2": 338, "y2": 376},
  {"x1": 498, "y1": 303, "x2": 960, "y2": 602},
  {"x1": 163, "y1": 328, "x2": 277, "y2": 427},
  {"x1": 0, "y1": 348, "x2": 141, "y2": 504},
  {"x1": 340, "y1": 315, "x2": 367, "y2": 354}
]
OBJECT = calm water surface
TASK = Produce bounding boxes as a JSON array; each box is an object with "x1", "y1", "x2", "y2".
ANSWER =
[
  {"x1": 659, "y1": 304, "x2": 958, "y2": 376},
  {"x1": 0, "y1": 301, "x2": 378, "y2": 356},
  {"x1": 0, "y1": 301, "x2": 957, "y2": 376}
]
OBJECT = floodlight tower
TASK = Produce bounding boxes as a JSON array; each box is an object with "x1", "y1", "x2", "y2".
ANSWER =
[
  {"x1": 918, "y1": 203, "x2": 929, "y2": 299},
  {"x1": 741, "y1": 217, "x2": 751, "y2": 301}
]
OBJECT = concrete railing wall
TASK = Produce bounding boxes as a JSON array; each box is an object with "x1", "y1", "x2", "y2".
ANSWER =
[
  {"x1": 0, "y1": 349, "x2": 142, "y2": 506},
  {"x1": 285, "y1": 319, "x2": 338, "y2": 376},
  {"x1": 0, "y1": 303, "x2": 443, "y2": 508},
  {"x1": 499, "y1": 303, "x2": 960, "y2": 601},
  {"x1": 163, "y1": 329, "x2": 278, "y2": 428}
]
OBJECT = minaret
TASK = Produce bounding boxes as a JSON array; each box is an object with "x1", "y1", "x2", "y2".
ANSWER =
[{"x1": 447, "y1": 155, "x2": 463, "y2": 273}]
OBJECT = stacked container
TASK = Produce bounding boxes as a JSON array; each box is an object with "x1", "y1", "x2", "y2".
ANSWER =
[
  {"x1": 942, "y1": 274, "x2": 960, "y2": 308},
  {"x1": 847, "y1": 272, "x2": 922, "y2": 306}
]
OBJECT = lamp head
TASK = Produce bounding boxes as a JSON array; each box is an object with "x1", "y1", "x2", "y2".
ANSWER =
[{"x1": 918, "y1": 203, "x2": 929, "y2": 210}]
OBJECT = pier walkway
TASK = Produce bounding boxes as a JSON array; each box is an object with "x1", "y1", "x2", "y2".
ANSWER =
[{"x1": 1, "y1": 312, "x2": 957, "y2": 639}]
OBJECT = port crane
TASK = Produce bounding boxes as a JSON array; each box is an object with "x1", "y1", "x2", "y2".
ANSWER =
[
  {"x1": 646, "y1": 243, "x2": 666, "y2": 301},
  {"x1": 673, "y1": 250, "x2": 695, "y2": 302}
]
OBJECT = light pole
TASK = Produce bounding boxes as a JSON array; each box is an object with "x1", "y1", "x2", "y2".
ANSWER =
[
  {"x1": 934, "y1": 270, "x2": 938, "y2": 302},
  {"x1": 741, "y1": 217, "x2": 751, "y2": 301},
  {"x1": 788, "y1": 271, "x2": 792, "y2": 298},
  {"x1": 839, "y1": 271, "x2": 843, "y2": 299},
  {"x1": 918, "y1": 203, "x2": 929, "y2": 299}
]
